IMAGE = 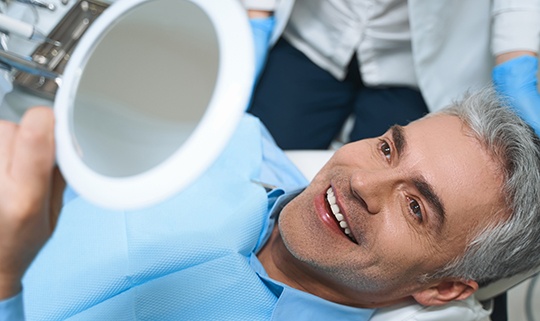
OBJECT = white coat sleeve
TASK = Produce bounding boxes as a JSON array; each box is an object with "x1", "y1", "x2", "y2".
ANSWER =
[
  {"x1": 492, "y1": 0, "x2": 540, "y2": 55},
  {"x1": 240, "y1": 0, "x2": 277, "y2": 11}
]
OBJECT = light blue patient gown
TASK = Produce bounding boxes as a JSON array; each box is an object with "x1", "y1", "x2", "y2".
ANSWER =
[{"x1": 22, "y1": 115, "x2": 308, "y2": 320}]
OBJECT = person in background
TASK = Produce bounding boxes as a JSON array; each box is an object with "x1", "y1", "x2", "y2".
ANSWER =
[{"x1": 246, "y1": 0, "x2": 540, "y2": 151}]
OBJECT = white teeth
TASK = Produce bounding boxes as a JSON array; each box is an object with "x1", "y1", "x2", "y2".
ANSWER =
[
  {"x1": 326, "y1": 187, "x2": 355, "y2": 241},
  {"x1": 328, "y1": 193, "x2": 336, "y2": 204}
]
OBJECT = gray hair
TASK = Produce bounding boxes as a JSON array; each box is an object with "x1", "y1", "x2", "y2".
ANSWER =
[{"x1": 425, "y1": 88, "x2": 540, "y2": 286}]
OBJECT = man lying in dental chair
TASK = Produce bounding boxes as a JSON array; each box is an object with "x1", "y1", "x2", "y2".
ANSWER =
[{"x1": 0, "y1": 87, "x2": 539, "y2": 320}]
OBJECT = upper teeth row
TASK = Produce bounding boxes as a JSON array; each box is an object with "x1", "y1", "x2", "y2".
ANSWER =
[{"x1": 326, "y1": 187, "x2": 352, "y2": 237}]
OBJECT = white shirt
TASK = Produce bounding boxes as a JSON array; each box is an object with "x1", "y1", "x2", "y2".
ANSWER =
[
  {"x1": 269, "y1": 0, "x2": 540, "y2": 111},
  {"x1": 284, "y1": 0, "x2": 415, "y2": 86}
]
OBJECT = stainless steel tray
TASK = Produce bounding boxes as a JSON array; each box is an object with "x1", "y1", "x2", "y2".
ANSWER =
[{"x1": 13, "y1": 0, "x2": 109, "y2": 99}]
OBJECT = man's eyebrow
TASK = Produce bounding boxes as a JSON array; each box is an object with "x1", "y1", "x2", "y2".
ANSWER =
[
  {"x1": 390, "y1": 125, "x2": 446, "y2": 230},
  {"x1": 390, "y1": 125, "x2": 406, "y2": 157},
  {"x1": 413, "y1": 177, "x2": 446, "y2": 232}
]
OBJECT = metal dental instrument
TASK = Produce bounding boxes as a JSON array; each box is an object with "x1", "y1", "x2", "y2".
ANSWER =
[
  {"x1": 12, "y1": 0, "x2": 109, "y2": 99},
  {"x1": 0, "y1": 13, "x2": 61, "y2": 45},
  {"x1": 13, "y1": 0, "x2": 56, "y2": 11},
  {"x1": 0, "y1": 49, "x2": 60, "y2": 79}
]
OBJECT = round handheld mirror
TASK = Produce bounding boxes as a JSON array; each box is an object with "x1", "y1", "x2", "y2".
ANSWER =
[{"x1": 55, "y1": 0, "x2": 255, "y2": 209}]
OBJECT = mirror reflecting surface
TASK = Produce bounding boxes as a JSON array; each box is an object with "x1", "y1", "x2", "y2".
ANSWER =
[{"x1": 72, "y1": 0, "x2": 219, "y2": 177}]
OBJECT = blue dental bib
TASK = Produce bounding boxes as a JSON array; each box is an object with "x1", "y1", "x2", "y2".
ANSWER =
[{"x1": 22, "y1": 115, "x2": 298, "y2": 320}]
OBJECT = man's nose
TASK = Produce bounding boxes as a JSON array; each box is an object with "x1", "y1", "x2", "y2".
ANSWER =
[{"x1": 350, "y1": 169, "x2": 398, "y2": 214}]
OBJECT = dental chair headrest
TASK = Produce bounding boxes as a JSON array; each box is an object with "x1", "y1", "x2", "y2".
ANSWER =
[{"x1": 475, "y1": 266, "x2": 540, "y2": 301}]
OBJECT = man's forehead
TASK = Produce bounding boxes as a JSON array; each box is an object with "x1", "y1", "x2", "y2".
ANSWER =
[
  {"x1": 399, "y1": 115, "x2": 503, "y2": 231},
  {"x1": 404, "y1": 114, "x2": 464, "y2": 134},
  {"x1": 402, "y1": 115, "x2": 478, "y2": 151}
]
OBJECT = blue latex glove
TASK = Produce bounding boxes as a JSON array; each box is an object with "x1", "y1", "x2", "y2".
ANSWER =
[
  {"x1": 249, "y1": 16, "x2": 275, "y2": 79},
  {"x1": 493, "y1": 55, "x2": 540, "y2": 137}
]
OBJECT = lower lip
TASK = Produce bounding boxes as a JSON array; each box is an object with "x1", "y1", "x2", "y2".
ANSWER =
[{"x1": 314, "y1": 191, "x2": 347, "y2": 238}]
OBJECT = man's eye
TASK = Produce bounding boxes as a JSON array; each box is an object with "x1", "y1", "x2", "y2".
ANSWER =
[
  {"x1": 379, "y1": 140, "x2": 392, "y2": 160},
  {"x1": 407, "y1": 197, "x2": 423, "y2": 222}
]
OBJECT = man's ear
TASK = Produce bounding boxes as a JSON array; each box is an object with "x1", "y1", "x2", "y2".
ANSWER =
[{"x1": 411, "y1": 279, "x2": 479, "y2": 306}]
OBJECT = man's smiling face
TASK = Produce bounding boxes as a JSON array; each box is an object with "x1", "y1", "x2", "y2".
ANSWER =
[{"x1": 276, "y1": 114, "x2": 504, "y2": 307}]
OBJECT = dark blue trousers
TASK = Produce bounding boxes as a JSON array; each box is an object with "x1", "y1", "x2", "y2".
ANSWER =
[{"x1": 248, "y1": 38, "x2": 429, "y2": 150}]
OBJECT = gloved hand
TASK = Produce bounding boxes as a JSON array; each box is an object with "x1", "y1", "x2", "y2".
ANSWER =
[
  {"x1": 249, "y1": 16, "x2": 275, "y2": 80},
  {"x1": 492, "y1": 55, "x2": 540, "y2": 137}
]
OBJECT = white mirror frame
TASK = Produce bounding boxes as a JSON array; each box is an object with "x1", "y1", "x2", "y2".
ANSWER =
[{"x1": 55, "y1": 0, "x2": 254, "y2": 210}]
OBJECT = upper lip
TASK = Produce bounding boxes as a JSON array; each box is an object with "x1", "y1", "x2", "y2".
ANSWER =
[{"x1": 326, "y1": 186, "x2": 358, "y2": 244}]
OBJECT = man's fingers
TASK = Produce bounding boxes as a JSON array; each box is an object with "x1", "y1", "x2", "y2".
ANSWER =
[
  {"x1": 11, "y1": 107, "x2": 55, "y2": 197},
  {"x1": 49, "y1": 166, "x2": 66, "y2": 231},
  {"x1": 0, "y1": 120, "x2": 16, "y2": 172}
]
